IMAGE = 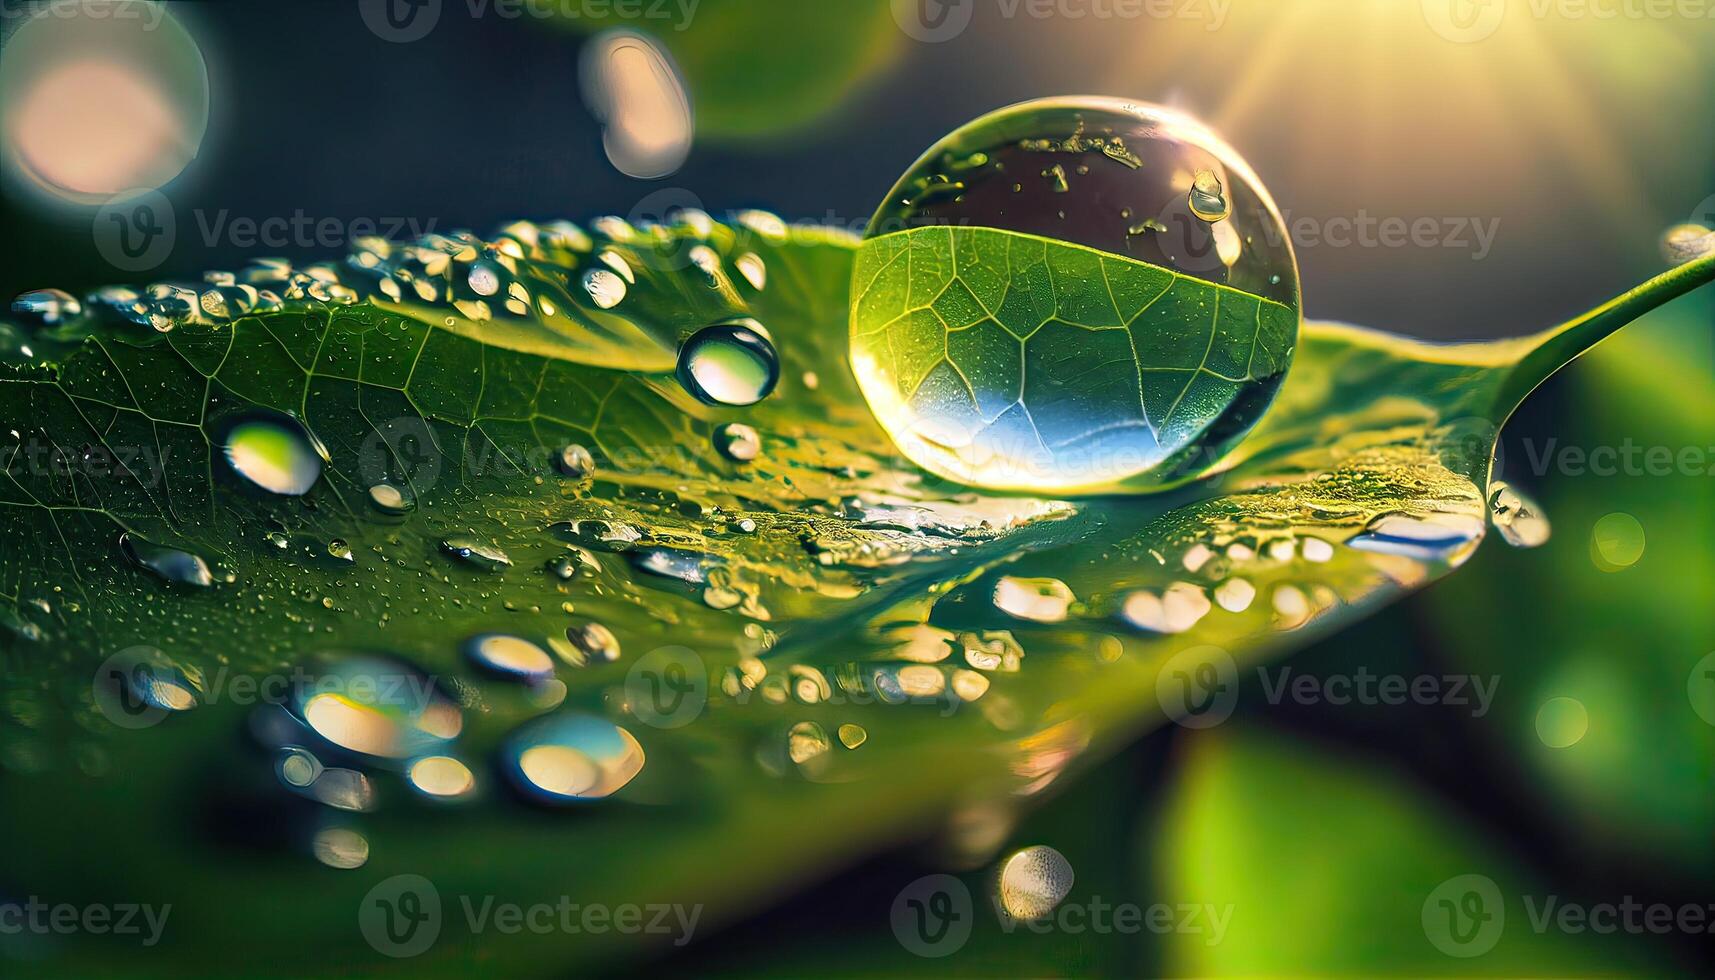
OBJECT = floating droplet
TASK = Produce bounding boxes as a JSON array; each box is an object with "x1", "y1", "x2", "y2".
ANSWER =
[
  {"x1": 580, "y1": 28, "x2": 693, "y2": 180},
  {"x1": 996, "y1": 845, "x2": 1075, "y2": 922},
  {"x1": 734, "y1": 252, "x2": 767, "y2": 290},
  {"x1": 10, "y1": 288, "x2": 82, "y2": 326},
  {"x1": 504, "y1": 712, "x2": 645, "y2": 802},
  {"x1": 993, "y1": 576, "x2": 1075, "y2": 623},
  {"x1": 408, "y1": 755, "x2": 477, "y2": 801},
  {"x1": 311, "y1": 826, "x2": 370, "y2": 870},
  {"x1": 464, "y1": 634, "x2": 556, "y2": 682},
  {"x1": 221, "y1": 413, "x2": 325, "y2": 496},
  {"x1": 1488, "y1": 482, "x2": 1551, "y2": 549},
  {"x1": 441, "y1": 536, "x2": 511, "y2": 571},
  {"x1": 1591, "y1": 512, "x2": 1645, "y2": 571},
  {"x1": 368, "y1": 482, "x2": 415, "y2": 515},
  {"x1": 121, "y1": 532, "x2": 213, "y2": 587},
  {"x1": 582, "y1": 268, "x2": 627, "y2": 309},
  {"x1": 713, "y1": 422, "x2": 761, "y2": 462},
  {"x1": 676, "y1": 320, "x2": 780, "y2": 406},
  {"x1": 1188, "y1": 168, "x2": 1231, "y2": 222}
]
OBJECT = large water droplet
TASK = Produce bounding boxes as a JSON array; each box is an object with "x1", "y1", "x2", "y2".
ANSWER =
[
  {"x1": 121, "y1": 532, "x2": 213, "y2": 586},
  {"x1": 676, "y1": 320, "x2": 780, "y2": 406},
  {"x1": 582, "y1": 268, "x2": 627, "y2": 309},
  {"x1": 221, "y1": 413, "x2": 325, "y2": 496},
  {"x1": 993, "y1": 576, "x2": 1076, "y2": 623},
  {"x1": 503, "y1": 712, "x2": 645, "y2": 802}
]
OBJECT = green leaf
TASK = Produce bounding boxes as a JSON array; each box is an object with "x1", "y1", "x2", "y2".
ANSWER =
[{"x1": 0, "y1": 216, "x2": 1710, "y2": 975}]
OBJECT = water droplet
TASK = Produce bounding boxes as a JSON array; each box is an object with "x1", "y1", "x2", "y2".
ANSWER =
[
  {"x1": 713, "y1": 422, "x2": 761, "y2": 462},
  {"x1": 221, "y1": 413, "x2": 325, "y2": 496},
  {"x1": 996, "y1": 845, "x2": 1075, "y2": 922},
  {"x1": 408, "y1": 755, "x2": 477, "y2": 801},
  {"x1": 311, "y1": 826, "x2": 370, "y2": 869},
  {"x1": 549, "y1": 519, "x2": 641, "y2": 552},
  {"x1": 441, "y1": 536, "x2": 511, "y2": 571},
  {"x1": 580, "y1": 29, "x2": 693, "y2": 180},
  {"x1": 102, "y1": 647, "x2": 201, "y2": 712},
  {"x1": 10, "y1": 288, "x2": 82, "y2": 326},
  {"x1": 582, "y1": 268, "x2": 627, "y2": 309},
  {"x1": 557, "y1": 444, "x2": 595, "y2": 479},
  {"x1": 1213, "y1": 577, "x2": 1255, "y2": 612},
  {"x1": 121, "y1": 532, "x2": 213, "y2": 586},
  {"x1": 368, "y1": 482, "x2": 415, "y2": 515},
  {"x1": 1188, "y1": 168, "x2": 1231, "y2": 222},
  {"x1": 503, "y1": 712, "x2": 645, "y2": 802},
  {"x1": 788, "y1": 721, "x2": 831, "y2": 767},
  {"x1": 1591, "y1": 512, "x2": 1645, "y2": 571},
  {"x1": 734, "y1": 252, "x2": 766, "y2": 290},
  {"x1": 1347, "y1": 512, "x2": 1484, "y2": 562},
  {"x1": 1121, "y1": 582, "x2": 1210, "y2": 634},
  {"x1": 1488, "y1": 482, "x2": 1551, "y2": 548},
  {"x1": 837, "y1": 723, "x2": 867, "y2": 749},
  {"x1": 563, "y1": 622, "x2": 621, "y2": 666},
  {"x1": 993, "y1": 576, "x2": 1075, "y2": 623},
  {"x1": 292, "y1": 656, "x2": 462, "y2": 762},
  {"x1": 676, "y1": 320, "x2": 780, "y2": 406},
  {"x1": 464, "y1": 633, "x2": 556, "y2": 682}
]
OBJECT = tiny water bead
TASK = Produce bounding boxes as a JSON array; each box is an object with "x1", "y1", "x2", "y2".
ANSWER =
[
  {"x1": 676, "y1": 319, "x2": 780, "y2": 406},
  {"x1": 850, "y1": 98, "x2": 1300, "y2": 493},
  {"x1": 220, "y1": 413, "x2": 326, "y2": 496}
]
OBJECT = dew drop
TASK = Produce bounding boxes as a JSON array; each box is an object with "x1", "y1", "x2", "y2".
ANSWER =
[
  {"x1": 734, "y1": 252, "x2": 767, "y2": 290},
  {"x1": 582, "y1": 268, "x2": 627, "y2": 309},
  {"x1": 837, "y1": 723, "x2": 868, "y2": 749},
  {"x1": 996, "y1": 845, "x2": 1075, "y2": 922},
  {"x1": 10, "y1": 288, "x2": 82, "y2": 326},
  {"x1": 1346, "y1": 512, "x2": 1484, "y2": 562},
  {"x1": 1591, "y1": 512, "x2": 1645, "y2": 571},
  {"x1": 121, "y1": 532, "x2": 214, "y2": 587},
  {"x1": 992, "y1": 576, "x2": 1075, "y2": 623},
  {"x1": 503, "y1": 712, "x2": 645, "y2": 802},
  {"x1": 1488, "y1": 481, "x2": 1551, "y2": 549},
  {"x1": 1213, "y1": 577, "x2": 1256, "y2": 613},
  {"x1": 1121, "y1": 582, "x2": 1211, "y2": 634},
  {"x1": 440, "y1": 536, "x2": 511, "y2": 571},
  {"x1": 311, "y1": 827, "x2": 370, "y2": 870},
  {"x1": 713, "y1": 422, "x2": 762, "y2": 462},
  {"x1": 293, "y1": 656, "x2": 463, "y2": 762},
  {"x1": 220, "y1": 414, "x2": 325, "y2": 497},
  {"x1": 1188, "y1": 168, "x2": 1231, "y2": 222},
  {"x1": 676, "y1": 320, "x2": 780, "y2": 406},
  {"x1": 557, "y1": 443, "x2": 595, "y2": 479},
  {"x1": 368, "y1": 482, "x2": 415, "y2": 515},
  {"x1": 464, "y1": 633, "x2": 556, "y2": 682},
  {"x1": 408, "y1": 755, "x2": 477, "y2": 801},
  {"x1": 563, "y1": 621, "x2": 621, "y2": 666}
]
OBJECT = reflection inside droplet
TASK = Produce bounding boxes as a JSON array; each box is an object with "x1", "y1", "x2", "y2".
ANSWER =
[{"x1": 504, "y1": 712, "x2": 645, "y2": 802}]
